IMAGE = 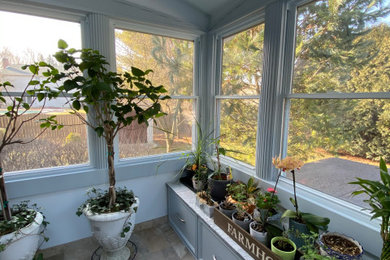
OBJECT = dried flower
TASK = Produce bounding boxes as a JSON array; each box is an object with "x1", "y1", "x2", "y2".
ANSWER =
[{"x1": 273, "y1": 156, "x2": 304, "y2": 171}]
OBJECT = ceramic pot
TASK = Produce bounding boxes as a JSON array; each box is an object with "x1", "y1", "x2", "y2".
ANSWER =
[
  {"x1": 288, "y1": 218, "x2": 310, "y2": 249},
  {"x1": 208, "y1": 174, "x2": 232, "y2": 202},
  {"x1": 0, "y1": 211, "x2": 43, "y2": 260},
  {"x1": 200, "y1": 203, "x2": 217, "y2": 218},
  {"x1": 319, "y1": 232, "x2": 363, "y2": 259},
  {"x1": 249, "y1": 221, "x2": 267, "y2": 244},
  {"x1": 271, "y1": 236, "x2": 297, "y2": 260},
  {"x1": 192, "y1": 177, "x2": 205, "y2": 191},
  {"x1": 84, "y1": 198, "x2": 139, "y2": 260},
  {"x1": 232, "y1": 211, "x2": 252, "y2": 232},
  {"x1": 219, "y1": 202, "x2": 236, "y2": 218}
]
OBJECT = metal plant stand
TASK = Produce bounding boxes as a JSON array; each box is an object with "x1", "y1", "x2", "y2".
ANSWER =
[{"x1": 91, "y1": 240, "x2": 137, "y2": 260}]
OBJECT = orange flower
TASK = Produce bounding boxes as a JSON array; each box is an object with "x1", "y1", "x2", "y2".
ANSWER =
[
  {"x1": 191, "y1": 164, "x2": 197, "y2": 171},
  {"x1": 273, "y1": 156, "x2": 304, "y2": 171}
]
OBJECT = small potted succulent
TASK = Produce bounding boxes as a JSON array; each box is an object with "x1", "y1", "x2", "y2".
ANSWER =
[
  {"x1": 271, "y1": 236, "x2": 297, "y2": 260},
  {"x1": 196, "y1": 191, "x2": 218, "y2": 217},
  {"x1": 318, "y1": 232, "x2": 363, "y2": 259},
  {"x1": 218, "y1": 200, "x2": 236, "y2": 218},
  {"x1": 192, "y1": 164, "x2": 208, "y2": 191},
  {"x1": 350, "y1": 158, "x2": 389, "y2": 259},
  {"x1": 250, "y1": 188, "x2": 280, "y2": 244},
  {"x1": 0, "y1": 62, "x2": 59, "y2": 259},
  {"x1": 274, "y1": 156, "x2": 330, "y2": 248},
  {"x1": 232, "y1": 203, "x2": 252, "y2": 232}
]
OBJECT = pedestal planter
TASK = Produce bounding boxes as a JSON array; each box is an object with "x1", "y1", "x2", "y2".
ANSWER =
[
  {"x1": 84, "y1": 198, "x2": 139, "y2": 260},
  {"x1": 319, "y1": 232, "x2": 363, "y2": 259},
  {"x1": 232, "y1": 211, "x2": 252, "y2": 232},
  {"x1": 208, "y1": 175, "x2": 232, "y2": 202},
  {"x1": 249, "y1": 221, "x2": 267, "y2": 244},
  {"x1": 0, "y1": 211, "x2": 43, "y2": 260},
  {"x1": 271, "y1": 236, "x2": 297, "y2": 260}
]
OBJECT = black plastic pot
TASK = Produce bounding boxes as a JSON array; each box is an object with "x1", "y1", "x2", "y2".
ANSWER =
[{"x1": 208, "y1": 174, "x2": 232, "y2": 202}]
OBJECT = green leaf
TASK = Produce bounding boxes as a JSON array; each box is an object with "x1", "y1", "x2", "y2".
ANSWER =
[
  {"x1": 29, "y1": 65, "x2": 38, "y2": 74},
  {"x1": 282, "y1": 209, "x2": 297, "y2": 219},
  {"x1": 131, "y1": 67, "x2": 145, "y2": 77},
  {"x1": 72, "y1": 100, "x2": 81, "y2": 110},
  {"x1": 22, "y1": 103, "x2": 30, "y2": 110},
  {"x1": 83, "y1": 106, "x2": 89, "y2": 113},
  {"x1": 95, "y1": 126, "x2": 104, "y2": 137},
  {"x1": 37, "y1": 93, "x2": 45, "y2": 101},
  {"x1": 58, "y1": 39, "x2": 68, "y2": 49}
]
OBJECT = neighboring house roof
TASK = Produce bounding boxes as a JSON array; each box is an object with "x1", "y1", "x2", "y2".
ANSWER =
[{"x1": 0, "y1": 65, "x2": 32, "y2": 76}]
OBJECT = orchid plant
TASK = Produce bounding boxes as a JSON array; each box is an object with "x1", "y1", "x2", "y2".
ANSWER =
[{"x1": 273, "y1": 156, "x2": 330, "y2": 233}]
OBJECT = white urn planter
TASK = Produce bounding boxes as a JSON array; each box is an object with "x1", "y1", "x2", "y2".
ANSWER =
[
  {"x1": 84, "y1": 197, "x2": 139, "y2": 260},
  {"x1": 0, "y1": 211, "x2": 43, "y2": 260}
]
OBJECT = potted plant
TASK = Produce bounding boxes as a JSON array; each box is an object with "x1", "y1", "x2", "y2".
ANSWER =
[
  {"x1": 274, "y1": 156, "x2": 330, "y2": 248},
  {"x1": 232, "y1": 203, "x2": 252, "y2": 232},
  {"x1": 350, "y1": 157, "x2": 389, "y2": 259},
  {"x1": 192, "y1": 164, "x2": 208, "y2": 191},
  {"x1": 208, "y1": 138, "x2": 233, "y2": 201},
  {"x1": 218, "y1": 200, "x2": 236, "y2": 218},
  {"x1": 0, "y1": 62, "x2": 58, "y2": 259},
  {"x1": 250, "y1": 188, "x2": 280, "y2": 244},
  {"x1": 226, "y1": 177, "x2": 259, "y2": 214},
  {"x1": 52, "y1": 40, "x2": 169, "y2": 259},
  {"x1": 318, "y1": 232, "x2": 363, "y2": 259},
  {"x1": 299, "y1": 232, "x2": 335, "y2": 260},
  {"x1": 196, "y1": 191, "x2": 218, "y2": 217},
  {"x1": 271, "y1": 236, "x2": 297, "y2": 260}
]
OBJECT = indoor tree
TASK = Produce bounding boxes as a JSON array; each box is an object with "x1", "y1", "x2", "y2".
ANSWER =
[{"x1": 52, "y1": 40, "x2": 170, "y2": 210}]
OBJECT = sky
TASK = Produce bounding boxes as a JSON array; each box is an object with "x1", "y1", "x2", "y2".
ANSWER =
[{"x1": 0, "y1": 11, "x2": 82, "y2": 60}]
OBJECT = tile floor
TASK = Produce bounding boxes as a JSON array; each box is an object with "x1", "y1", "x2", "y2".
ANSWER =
[{"x1": 39, "y1": 217, "x2": 195, "y2": 260}]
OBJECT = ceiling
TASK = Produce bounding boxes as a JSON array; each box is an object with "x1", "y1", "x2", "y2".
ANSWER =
[{"x1": 181, "y1": 0, "x2": 244, "y2": 15}]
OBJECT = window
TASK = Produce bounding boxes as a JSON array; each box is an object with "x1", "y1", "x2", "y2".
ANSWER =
[
  {"x1": 284, "y1": 0, "x2": 390, "y2": 207},
  {"x1": 0, "y1": 11, "x2": 87, "y2": 173},
  {"x1": 115, "y1": 29, "x2": 195, "y2": 159},
  {"x1": 217, "y1": 24, "x2": 265, "y2": 166}
]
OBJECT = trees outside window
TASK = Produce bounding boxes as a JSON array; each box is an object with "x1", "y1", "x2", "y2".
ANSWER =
[
  {"x1": 218, "y1": 24, "x2": 265, "y2": 166},
  {"x1": 115, "y1": 29, "x2": 194, "y2": 158},
  {"x1": 285, "y1": 0, "x2": 390, "y2": 207}
]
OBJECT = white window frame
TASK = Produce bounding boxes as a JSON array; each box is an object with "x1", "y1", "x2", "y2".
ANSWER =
[
  {"x1": 110, "y1": 20, "x2": 200, "y2": 166},
  {"x1": 275, "y1": 0, "x2": 387, "y2": 256},
  {"x1": 212, "y1": 10, "x2": 266, "y2": 175}
]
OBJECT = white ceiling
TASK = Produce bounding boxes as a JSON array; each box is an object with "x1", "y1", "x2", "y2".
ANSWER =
[{"x1": 181, "y1": 0, "x2": 244, "y2": 15}]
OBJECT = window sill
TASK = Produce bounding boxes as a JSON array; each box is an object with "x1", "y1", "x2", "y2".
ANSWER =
[{"x1": 5, "y1": 153, "x2": 187, "y2": 199}]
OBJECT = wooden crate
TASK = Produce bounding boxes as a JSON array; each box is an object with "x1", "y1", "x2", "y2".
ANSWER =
[{"x1": 214, "y1": 208, "x2": 282, "y2": 260}]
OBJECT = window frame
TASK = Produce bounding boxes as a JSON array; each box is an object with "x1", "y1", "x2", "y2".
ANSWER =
[
  {"x1": 213, "y1": 10, "x2": 266, "y2": 172},
  {"x1": 110, "y1": 20, "x2": 200, "y2": 165}
]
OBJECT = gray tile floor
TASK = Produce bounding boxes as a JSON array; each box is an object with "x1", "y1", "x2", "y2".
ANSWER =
[{"x1": 39, "y1": 217, "x2": 195, "y2": 260}]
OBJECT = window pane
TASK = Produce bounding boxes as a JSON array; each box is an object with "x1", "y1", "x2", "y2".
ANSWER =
[
  {"x1": 115, "y1": 29, "x2": 193, "y2": 96},
  {"x1": 287, "y1": 99, "x2": 390, "y2": 207},
  {"x1": 0, "y1": 97, "x2": 89, "y2": 172},
  {"x1": 0, "y1": 11, "x2": 86, "y2": 173},
  {"x1": 119, "y1": 99, "x2": 194, "y2": 158},
  {"x1": 221, "y1": 24, "x2": 265, "y2": 96},
  {"x1": 220, "y1": 99, "x2": 259, "y2": 166},
  {"x1": 293, "y1": 0, "x2": 390, "y2": 93}
]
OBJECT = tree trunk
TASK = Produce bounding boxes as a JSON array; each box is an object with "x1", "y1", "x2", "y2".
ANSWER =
[
  {"x1": 107, "y1": 143, "x2": 116, "y2": 210},
  {"x1": 381, "y1": 239, "x2": 390, "y2": 260},
  {"x1": 0, "y1": 159, "x2": 11, "y2": 220}
]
